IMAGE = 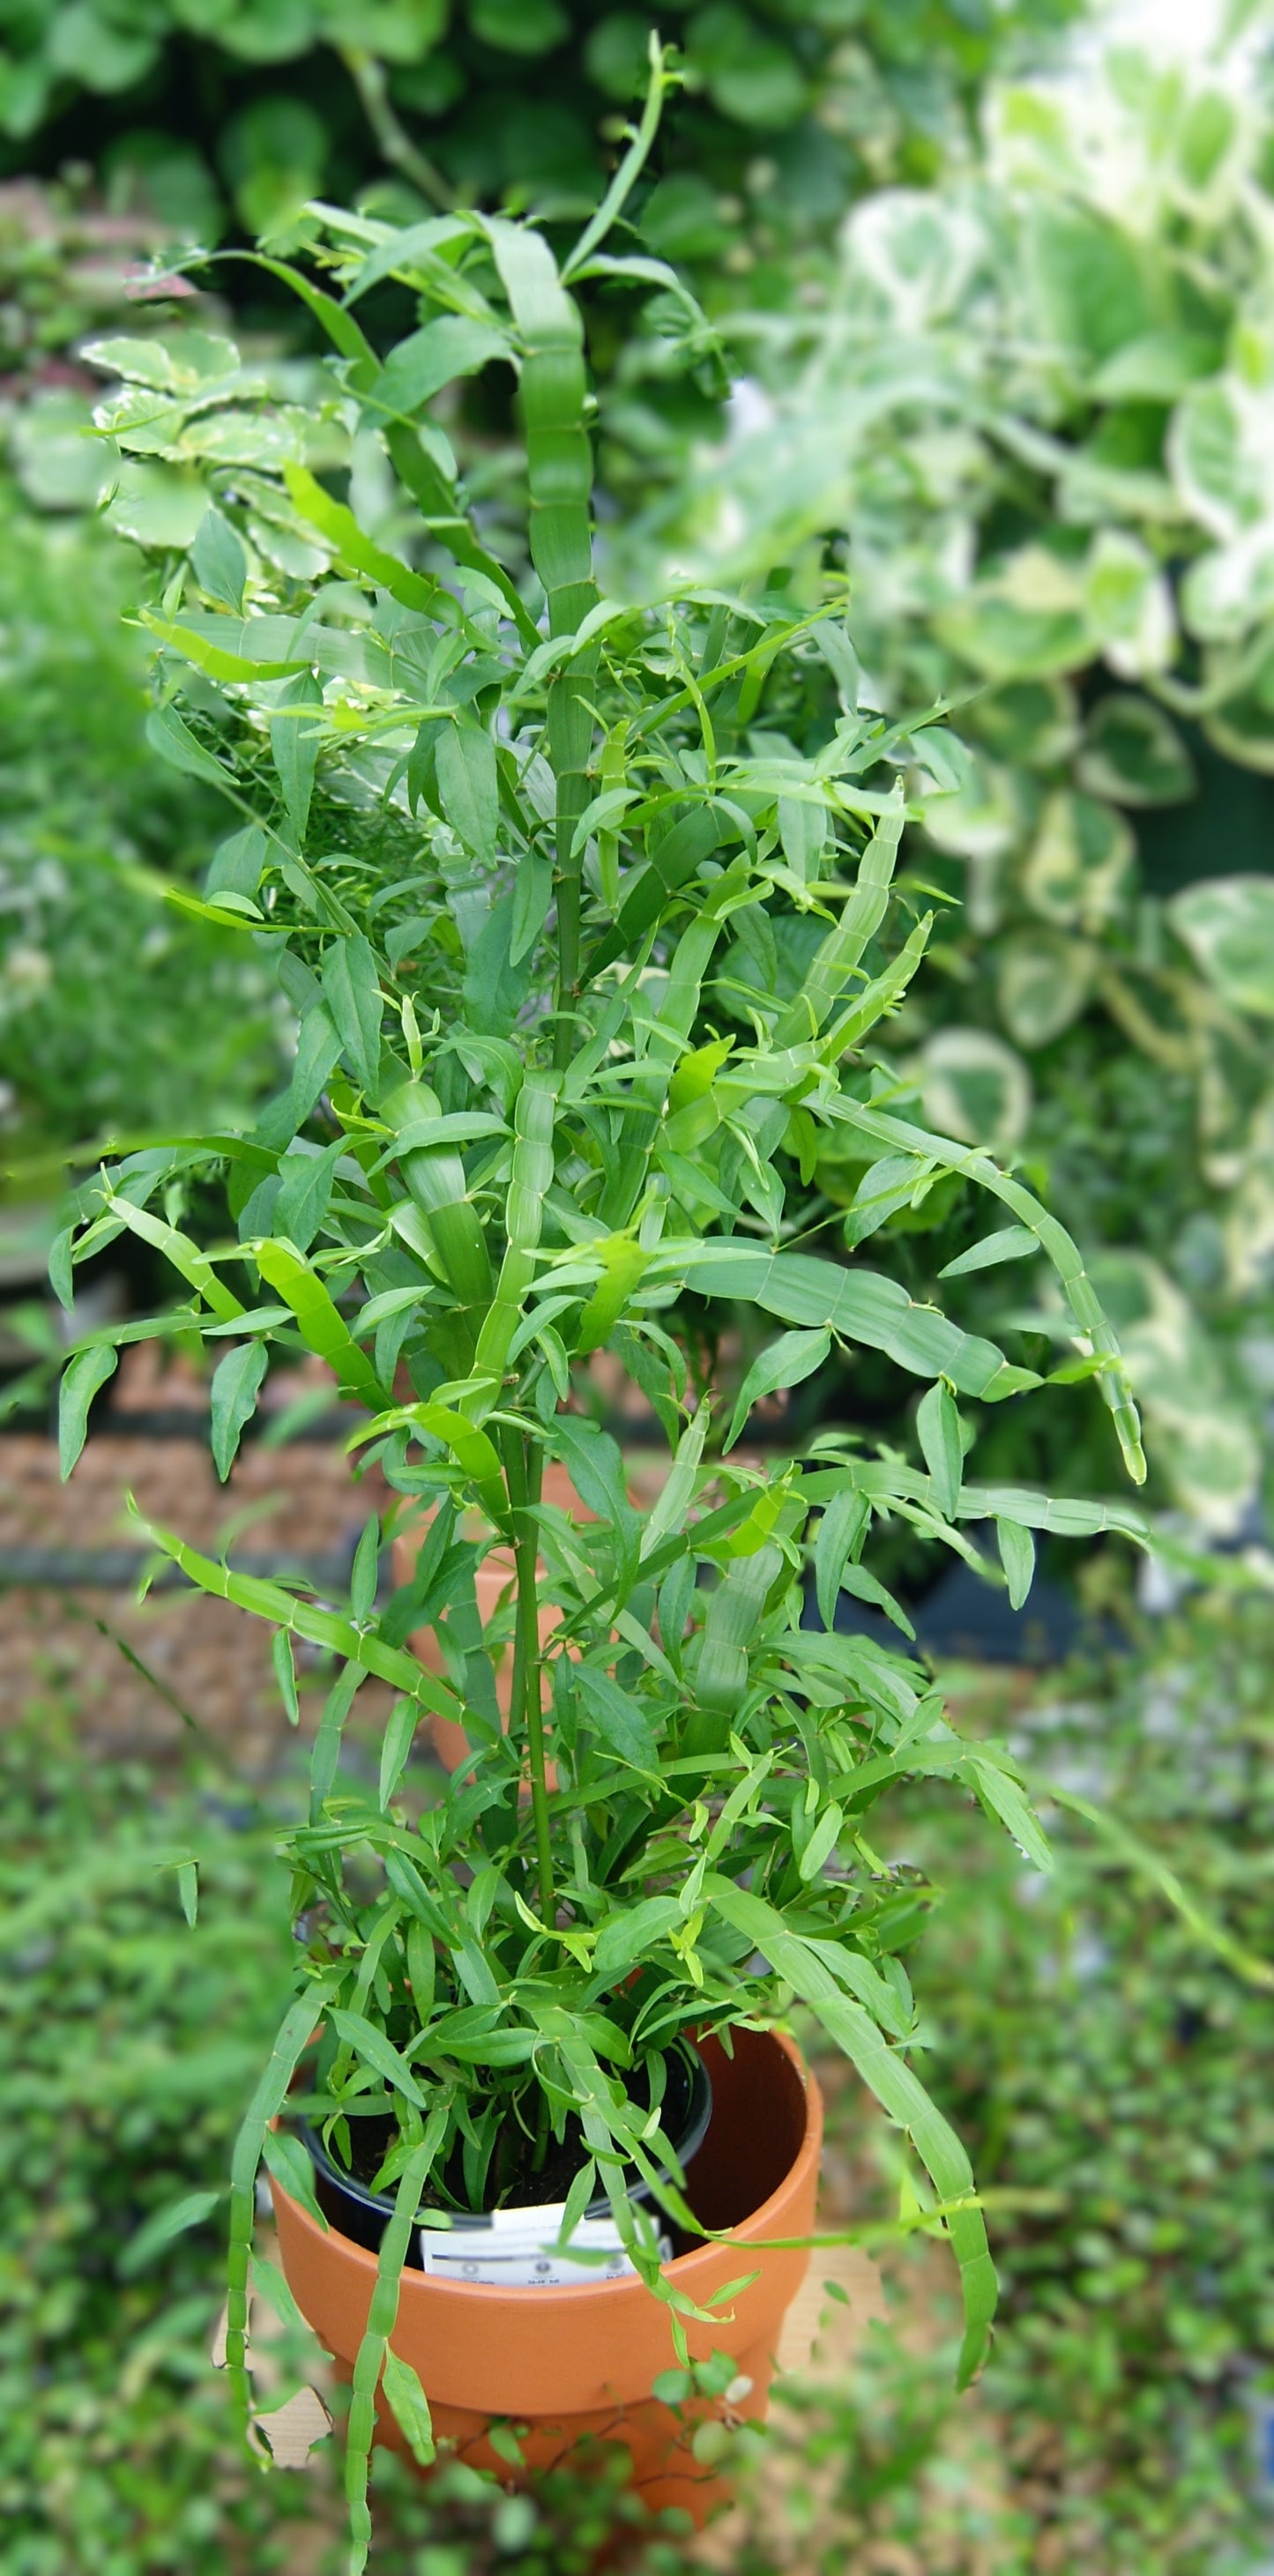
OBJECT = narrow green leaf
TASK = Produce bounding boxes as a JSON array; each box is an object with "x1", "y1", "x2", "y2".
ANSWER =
[
  {"x1": 592, "y1": 1895, "x2": 685, "y2": 1980},
  {"x1": 275, "y1": 1138, "x2": 344, "y2": 1252},
  {"x1": 381, "y1": 2350, "x2": 435, "y2": 2467},
  {"x1": 815, "y1": 1487, "x2": 869, "y2": 1633},
  {"x1": 210, "y1": 1340, "x2": 267, "y2": 1481},
  {"x1": 939, "y1": 1226, "x2": 1039, "y2": 1279},
  {"x1": 328, "y1": 2007, "x2": 428, "y2": 2111},
  {"x1": 379, "y1": 1699, "x2": 418, "y2": 1810},
  {"x1": 797, "y1": 1802, "x2": 845, "y2": 1882},
  {"x1": 916, "y1": 1380, "x2": 962, "y2": 1522},
  {"x1": 192, "y1": 505, "x2": 247, "y2": 612},
  {"x1": 272, "y1": 1628, "x2": 301, "y2": 1725},
  {"x1": 322, "y1": 935, "x2": 384, "y2": 1095},
  {"x1": 256, "y1": 1002, "x2": 342, "y2": 1153},
  {"x1": 967, "y1": 1759, "x2": 1053, "y2": 1874},
  {"x1": 309, "y1": 1661, "x2": 365, "y2": 1815},
  {"x1": 688, "y1": 1547, "x2": 782, "y2": 1753},
  {"x1": 371, "y1": 315, "x2": 510, "y2": 417},
  {"x1": 176, "y1": 1860, "x2": 198, "y2": 1927},
  {"x1": 48, "y1": 1224, "x2": 74, "y2": 1313},
  {"x1": 59, "y1": 1344, "x2": 118, "y2": 1478},
  {"x1": 145, "y1": 702, "x2": 233, "y2": 790},
  {"x1": 270, "y1": 670, "x2": 323, "y2": 838},
  {"x1": 510, "y1": 851, "x2": 553, "y2": 964},
  {"x1": 262, "y1": 2127, "x2": 330, "y2": 2233},
  {"x1": 574, "y1": 1664, "x2": 660, "y2": 1776},
  {"x1": 725, "y1": 1326, "x2": 830, "y2": 1452},
  {"x1": 350, "y1": 1515, "x2": 381, "y2": 1622},
  {"x1": 282, "y1": 461, "x2": 458, "y2": 622},
  {"x1": 996, "y1": 1517, "x2": 1036, "y2": 1610},
  {"x1": 436, "y1": 719, "x2": 497, "y2": 862},
  {"x1": 119, "y1": 2187, "x2": 223, "y2": 2277},
  {"x1": 208, "y1": 824, "x2": 267, "y2": 903},
  {"x1": 774, "y1": 785, "x2": 904, "y2": 1044},
  {"x1": 251, "y1": 2252, "x2": 311, "y2": 2334},
  {"x1": 639, "y1": 1401, "x2": 709, "y2": 1560}
]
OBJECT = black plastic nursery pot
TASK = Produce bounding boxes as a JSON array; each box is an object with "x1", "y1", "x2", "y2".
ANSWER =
[{"x1": 298, "y1": 2035, "x2": 714, "y2": 2265}]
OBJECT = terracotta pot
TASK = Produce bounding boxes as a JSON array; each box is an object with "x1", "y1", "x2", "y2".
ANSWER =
[
  {"x1": 391, "y1": 1463, "x2": 588, "y2": 1774},
  {"x1": 272, "y1": 2025, "x2": 822, "y2": 2520}
]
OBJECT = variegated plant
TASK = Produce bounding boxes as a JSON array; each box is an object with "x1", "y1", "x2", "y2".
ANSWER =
[
  {"x1": 637, "y1": 35, "x2": 1274, "y2": 1538},
  {"x1": 58, "y1": 55, "x2": 1147, "y2": 2571}
]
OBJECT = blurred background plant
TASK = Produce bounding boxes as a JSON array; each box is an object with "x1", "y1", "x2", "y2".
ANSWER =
[
  {"x1": 0, "y1": 0, "x2": 1078, "y2": 280},
  {"x1": 633, "y1": 30, "x2": 1274, "y2": 1546},
  {"x1": 0, "y1": 180, "x2": 286, "y2": 1187}
]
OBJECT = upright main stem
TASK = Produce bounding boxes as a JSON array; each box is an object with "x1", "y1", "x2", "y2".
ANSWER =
[
  {"x1": 549, "y1": 666, "x2": 590, "y2": 1069},
  {"x1": 501, "y1": 1425, "x2": 554, "y2": 1918}
]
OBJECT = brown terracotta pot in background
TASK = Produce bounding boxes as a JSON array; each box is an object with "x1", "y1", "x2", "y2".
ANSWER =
[{"x1": 272, "y1": 2026, "x2": 823, "y2": 2522}]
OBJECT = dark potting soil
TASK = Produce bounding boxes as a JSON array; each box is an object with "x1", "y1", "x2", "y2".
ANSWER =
[{"x1": 340, "y1": 2104, "x2": 599, "y2": 2211}]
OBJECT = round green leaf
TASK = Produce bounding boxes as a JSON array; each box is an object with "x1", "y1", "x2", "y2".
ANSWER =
[
  {"x1": 1169, "y1": 875, "x2": 1274, "y2": 1017},
  {"x1": 996, "y1": 928, "x2": 1094, "y2": 1048},
  {"x1": 1077, "y1": 696, "x2": 1194, "y2": 808},
  {"x1": 917, "y1": 1028, "x2": 1032, "y2": 1152}
]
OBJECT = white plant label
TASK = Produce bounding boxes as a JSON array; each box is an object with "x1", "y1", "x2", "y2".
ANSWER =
[{"x1": 418, "y1": 2200, "x2": 667, "y2": 2287}]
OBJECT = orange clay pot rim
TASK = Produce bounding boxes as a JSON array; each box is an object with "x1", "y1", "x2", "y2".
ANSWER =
[{"x1": 275, "y1": 2033, "x2": 819, "y2": 2312}]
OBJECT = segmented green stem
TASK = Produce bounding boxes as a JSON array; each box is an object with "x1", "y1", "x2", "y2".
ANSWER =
[
  {"x1": 488, "y1": 222, "x2": 600, "y2": 1066},
  {"x1": 500, "y1": 1421, "x2": 554, "y2": 1917},
  {"x1": 226, "y1": 1981, "x2": 339, "y2": 2447},
  {"x1": 473, "y1": 1068, "x2": 558, "y2": 1387},
  {"x1": 345, "y1": 2122, "x2": 446, "y2": 2573},
  {"x1": 339, "y1": 45, "x2": 453, "y2": 210}
]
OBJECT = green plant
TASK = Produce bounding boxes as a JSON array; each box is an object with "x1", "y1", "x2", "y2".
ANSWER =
[
  {"x1": 55, "y1": 63, "x2": 1149, "y2": 2569},
  {"x1": 642, "y1": 34, "x2": 1274, "y2": 1538}
]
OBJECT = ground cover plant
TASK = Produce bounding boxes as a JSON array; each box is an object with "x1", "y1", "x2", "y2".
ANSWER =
[
  {"x1": 48, "y1": 57, "x2": 1161, "y2": 2562},
  {"x1": 921, "y1": 1590, "x2": 1274, "y2": 2575},
  {"x1": 0, "y1": 1708, "x2": 315, "y2": 2576},
  {"x1": 644, "y1": 34, "x2": 1274, "y2": 1541},
  {"x1": 616, "y1": 1590, "x2": 1274, "y2": 2576}
]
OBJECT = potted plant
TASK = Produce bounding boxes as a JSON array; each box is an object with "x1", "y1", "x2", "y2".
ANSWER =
[{"x1": 56, "y1": 50, "x2": 1148, "y2": 2568}]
